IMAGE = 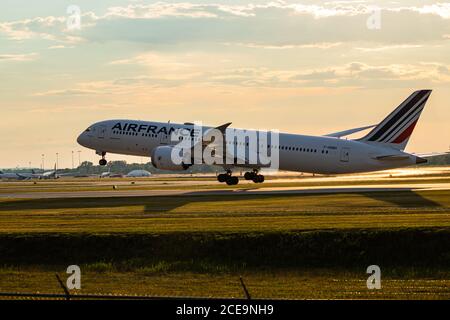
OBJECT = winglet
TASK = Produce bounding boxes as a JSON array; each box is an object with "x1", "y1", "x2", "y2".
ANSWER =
[{"x1": 215, "y1": 122, "x2": 232, "y2": 134}]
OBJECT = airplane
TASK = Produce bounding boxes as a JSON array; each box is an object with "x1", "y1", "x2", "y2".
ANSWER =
[
  {"x1": 99, "y1": 168, "x2": 123, "y2": 178},
  {"x1": 35, "y1": 165, "x2": 59, "y2": 180},
  {"x1": 77, "y1": 90, "x2": 447, "y2": 185},
  {"x1": 100, "y1": 171, "x2": 112, "y2": 178},
  {"x1": 0, "y1": 165, "x2": 59, "y2": 180},
  {"x1": 0, "y1": 170, "x2": 36, "y2": 180}
]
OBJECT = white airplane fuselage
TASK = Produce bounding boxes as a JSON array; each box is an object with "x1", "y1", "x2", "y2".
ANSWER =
[{"x1": 77, "y1": 119, "x2": 420, "y2": 175}]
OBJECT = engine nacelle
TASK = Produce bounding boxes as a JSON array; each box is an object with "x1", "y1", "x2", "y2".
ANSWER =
[{"x1": 151, "y1": 146, "x2": 191, "y2": 171}]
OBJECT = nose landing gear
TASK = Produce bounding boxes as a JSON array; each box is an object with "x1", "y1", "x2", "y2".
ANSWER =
[{"x1": 98, "y1": 151, "x2": 107, "y2": 166}]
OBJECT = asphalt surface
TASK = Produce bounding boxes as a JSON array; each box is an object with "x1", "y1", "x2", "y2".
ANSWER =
[{"x1": 1, "y1": 183, "x2": 449, "y2": 199}]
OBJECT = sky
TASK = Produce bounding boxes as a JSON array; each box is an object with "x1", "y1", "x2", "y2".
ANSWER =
[{"x1": 0, "y1": 0, "x2": 449, "y2": 169}]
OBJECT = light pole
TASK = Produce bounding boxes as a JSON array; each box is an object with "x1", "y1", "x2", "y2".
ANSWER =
[
  {"x1": 42, "y1": 154, "x2": 45, "y2": 172},
  {"x1": 72, "y1": 151, "x2": 74, "y2": 170},
  {"x1": 56, "y1": 153, "x2": 59, "y2": 171}
]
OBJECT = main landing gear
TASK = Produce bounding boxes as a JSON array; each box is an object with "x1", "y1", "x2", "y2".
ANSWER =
[
  {"x1": 217, "y1": 170, "x2": 239, "y2": 185},
  {"x1": 98, "y1": 152, "x2": 107, "y2": 166},
  {"x1": 217, "y1": 169, "x2": 265, "y2": 185},
  {"x1": 244, "y1": 169, "x2": 265, "y2": 183}
]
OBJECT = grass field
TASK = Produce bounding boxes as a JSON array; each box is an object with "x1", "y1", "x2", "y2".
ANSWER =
[
  {"x1": 0, "y1": 170, "x2": 449, "y2": 299},
  {"x1": 0, "y1": 190, "x2": 449, "y2": 233},
  {"x1": 1, "y1": 269, "x2": 449, "y2": 299}
]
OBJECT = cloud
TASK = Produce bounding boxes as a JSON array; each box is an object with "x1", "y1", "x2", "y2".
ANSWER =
[
  {"x1": 291, "y1": 70, "x2": 337, "y2": 80},
  {"x1": 34, "y1": 89, "x2": 100, "y2": 97},
  {"x1": 48, "y1": 45, "x2": 74, "y2": 49},
  {"x1": 405, "y1": 3, "x2": 450, "y2": 19},
  {"x1": 224, "y1": 42, "x2": 343, "y2": 50},
  {"x1": 98, "y1": 2, "x2": 450, "y2": 20},
  {"x1": 110, "y1": 52, "x2": 192, "y2": 70},
  {"x1": 104, "y1": 3, "x2": 222, "y2": 19},
  {"x1": 35, "y1": 56, "x2": 450, "y2": 95},
  {"x1": 354, "y1": 44, "x2": 424, "y2": 52},
  {"x1": 0, "y1": 13, "x2": 97, "y2": 42},
  {"x1": 1, "y1": 2, "x2": 450, "y2": 46},
  {"x1": 0, "y1": 53, "x2": 37, "y2": 62},
  {"x1": 289, "y1": 61, "x2": 450, "y2": 88},
  {"x1": 100, "y1": 2, "x2": 450, "y2": 21}
]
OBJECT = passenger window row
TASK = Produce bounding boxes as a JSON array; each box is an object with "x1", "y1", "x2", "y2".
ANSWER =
[
  {"x1": 113, "y1": 131, "x2": 157, "y2": 138},
  {"x1": 226, "y1": 141, "x2": 329, "y2": 154},
  {"x1": 113, "y1": 131, "x2": 203, "y2": 141},
  {"x1": 111, "y1": 131, "x2": 330, "y2": 154}
]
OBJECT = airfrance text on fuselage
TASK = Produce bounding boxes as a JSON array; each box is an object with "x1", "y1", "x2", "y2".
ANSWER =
[{"x1": 112, "y1": 123, "x2": 199, "y2": 137}]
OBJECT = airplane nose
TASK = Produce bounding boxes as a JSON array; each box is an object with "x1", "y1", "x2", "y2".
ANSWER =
[{"x1": 77, "y1": 133, "x2": 87, "y2": 147}]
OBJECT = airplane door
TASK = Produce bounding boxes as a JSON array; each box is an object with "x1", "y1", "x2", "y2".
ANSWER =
[
  {"x1": 160, "y1": 133, "x2": 170, "y2": 145},
  {"x1": 98, "y1": 125, "x2": 106, "y2": 139},
  {"x1": 340, "y1": 147, "x2": 350, "y2": 162}
]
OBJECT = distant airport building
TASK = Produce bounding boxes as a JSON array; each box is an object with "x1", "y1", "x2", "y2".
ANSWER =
[{"x1": 126, "y1": 170, "x2": 152, "y2": 178}]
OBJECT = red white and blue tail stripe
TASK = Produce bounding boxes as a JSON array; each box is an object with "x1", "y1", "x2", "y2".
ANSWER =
[{"x1": 358, "y1": 90, "x2": 432, "y2": 150}]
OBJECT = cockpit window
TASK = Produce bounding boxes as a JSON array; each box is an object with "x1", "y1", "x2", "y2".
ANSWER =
[{"x1": 85, "y1": 127, "x2": 92, "y2": 132}]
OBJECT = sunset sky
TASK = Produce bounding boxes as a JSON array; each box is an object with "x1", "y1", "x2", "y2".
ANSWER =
[{"x1": 1, "y1": 0, "x2": 449, "y2": 169}]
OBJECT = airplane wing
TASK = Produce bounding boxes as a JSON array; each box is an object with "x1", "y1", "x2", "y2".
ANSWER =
[
  {"x1": 16, "y1": 173, "x2": 32, "y2": 180},
  {"x1": 325, "y1": 125, "x2": 376, "y2": 138},
  {"x1": 201, "y1": 122, "x2": 232, "y2": 146},
  {"x1": 188, "y1": 122, "x2": 232, "y2": 153},
  {"x1": 190, "y1": 122, "x2": 270, "y2": 170}
]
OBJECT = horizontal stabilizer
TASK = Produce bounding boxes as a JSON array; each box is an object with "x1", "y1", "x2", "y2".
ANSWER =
[
  {"x1": 372, "y1": 152, "x2": 445, "y2": 164},
  {"x1": 412, "y1": 152, "x2": 450, "y2": 158},
  {"x1": 325, "y1": 125, "x2": 376, "y2": 138},
  {"x1": 373, "y1": 154, "x2": 410, "y2": 161}
]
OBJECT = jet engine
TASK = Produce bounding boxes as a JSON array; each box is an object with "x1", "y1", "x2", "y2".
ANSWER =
[{"x1": 151, "y1": 146, "x2": 192, "y2": 171}]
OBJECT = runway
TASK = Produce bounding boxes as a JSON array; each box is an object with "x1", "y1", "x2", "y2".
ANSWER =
[{"x1": 1, "y1": 182, "x2": 450, "y2": 199}]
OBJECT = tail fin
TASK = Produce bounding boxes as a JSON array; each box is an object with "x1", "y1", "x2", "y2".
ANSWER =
[{"x1": 358, "y1": 90, "x2": 432, "y2": 150}]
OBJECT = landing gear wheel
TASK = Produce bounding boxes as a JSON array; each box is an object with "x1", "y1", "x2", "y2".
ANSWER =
[
  {"x1": 217, "y1": 173, "x2": 228, "y2": 183},
  {"x1": 244, "y1": 172, "x2": 254, "y2": 180},
  {"x1": 98, "y1": 151, "x2": 107, "y2": 166},
  {"x1": 245, "y1": 169, "x2": 260, "y2": 181},
  {"x1": 226, "y1": 176, "x2": 239, "y2": 185},
  {"x1": 252, "y1": 175, "x2": 265, "y2": 183}
]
